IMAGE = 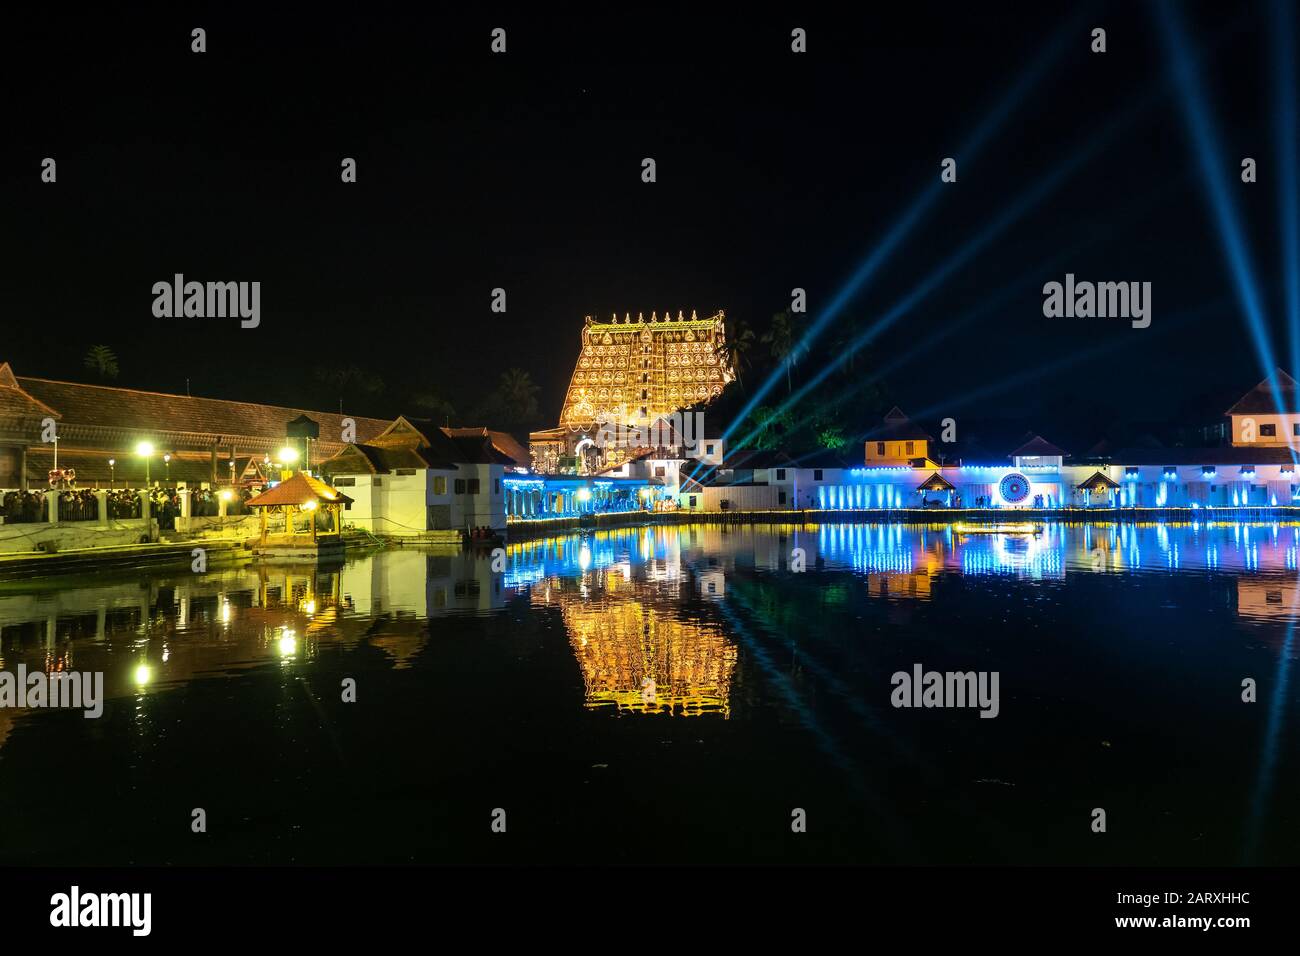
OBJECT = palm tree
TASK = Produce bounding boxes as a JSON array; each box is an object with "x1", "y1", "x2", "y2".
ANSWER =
[
  {"x1": 718, "y1": 316, "x2": 756, "y2": 388},
  {"x1": 313, "y1": 365, "x2": 385, "y2": 411},
  {"x1": 761, "y1": 311, "x2": 806, "y2": 394},
  {"x1": 411, "y1": 391, "x2": 457, "y2": 426},
  {"x1": 832, "y1": 316, "x2": 864, "y2": 375},
  {"x1": 497, "y1": 368, "x2": 540, "y2": 424},
  {"x1": 83, "y1": 345, "x2": 119, "y2": 380}
]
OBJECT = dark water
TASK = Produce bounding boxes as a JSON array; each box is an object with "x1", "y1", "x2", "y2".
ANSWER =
[{"x1": 0, "y1": 521, "x2": 1296, "y2": 865}]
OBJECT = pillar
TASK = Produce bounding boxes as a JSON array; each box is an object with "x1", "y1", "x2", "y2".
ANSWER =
[
  {"x1": 96, "y1": 489, "x2": 108, "y2": 526},
  {"x1": 218, "y1": 493, "x2": 228, "y2": 518},
  {"x1": 47, "y1": 489, "x2": 59, "y2": 525},
  {"x1": 18, "y1": 446, "x2": 27, "y2": 493},
  {"x1": 139, "y1": 488, "x2": 151, "y2": 522},
  {"x1": 179, "y1": 488, "x2": 192, "y2": 518}
]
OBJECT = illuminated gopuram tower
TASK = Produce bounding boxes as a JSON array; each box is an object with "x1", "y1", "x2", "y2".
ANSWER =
[{"x1": 530, "y1": 310, "x2": 733, "y2": 473}]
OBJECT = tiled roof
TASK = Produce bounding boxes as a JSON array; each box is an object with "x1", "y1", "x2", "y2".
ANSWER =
[
  {"x1": 15, "y1": 374, "x2": 390, "y2": 445},
  {"x1": 1010, "y1": 435, "x2": 1068, "y2": 458},
  {"x1": 0, "y1": 386, "x2": 61, "y2": 422},
  {"x1": 0, "y1": 364, "x2": 61, "y2": 422},
  {"x1": 442, "y1": 431, "x2": 516, "y2": 465},
  {"x1": 1077, "y1": 470, "x2": 1120, "y2": 490},
  {"x1": 918, "y1": 471, "x2": 956, "y2": 491},
  {"x1": 443, "y1": 427, "x2": 530, "y2": 467},
  {"x1": 1225, "y1": 370, "x2": 1300, "y2": 415},
  {"x1": 875, "y1": 407, "x2": 932, "y2": 441},
  {"x1": 247, "y1": 472, "x2": 352, "y2": 508}
]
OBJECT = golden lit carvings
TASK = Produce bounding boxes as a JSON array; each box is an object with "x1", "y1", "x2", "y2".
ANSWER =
[{"x1": 559, "y1": 310, "x2": 734, "y2": 430}]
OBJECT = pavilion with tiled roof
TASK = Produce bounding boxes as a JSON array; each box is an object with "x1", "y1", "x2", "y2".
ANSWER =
[{"x1": 247, "y1": 472, "x2": 352, "y2": 543}]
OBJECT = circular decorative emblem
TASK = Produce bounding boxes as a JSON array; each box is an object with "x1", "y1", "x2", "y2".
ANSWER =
[{"x1": 999, "y1": 473, "x2": 1031, "y2": 504}]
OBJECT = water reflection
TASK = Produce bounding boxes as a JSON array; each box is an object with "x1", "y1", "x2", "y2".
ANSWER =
[
  {"x1": 2, "y1": 521, "x2": 1299, "y2": 742},
  {"x1": 0, "y1": 520, "x2": 1297, "y2": 865}
]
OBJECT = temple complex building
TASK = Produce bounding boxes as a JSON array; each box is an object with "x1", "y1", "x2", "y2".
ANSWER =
[
  {"x1": 529, "y1": 310, "x2": 733, "y2": 475},
  {"x1": 0, "y1": 361, "x2": 390, "y2": 490}
]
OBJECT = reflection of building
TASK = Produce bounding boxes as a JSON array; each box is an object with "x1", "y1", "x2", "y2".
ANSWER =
[
  {"x1": 1236, "y1": 577, "x2": 1300, "y2": 621},
  {"x1": 533, "y1": 570, "x2": 737, "y2": 716}
]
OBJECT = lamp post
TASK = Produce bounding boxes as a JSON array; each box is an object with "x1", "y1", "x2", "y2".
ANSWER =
[
  {"x1": 164, "y1": 453, "x2": 171, "y2": 484},
  {"x1": 108, "y1": 458, "x2": 116, "y2": 487},
  {"x1": 135, "y1": 441, "x2": 154, "y2": 487}
]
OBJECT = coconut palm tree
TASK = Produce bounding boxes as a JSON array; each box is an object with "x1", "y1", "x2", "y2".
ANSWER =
[
  {"x1": 83, "y1": 345, "x2": 119, "y2": 380},
  {"x1": 313, "y1": 365, "x2": 385, "y2": 412},
  {"x1": 719, "y1": 316, "x2": 756, "y2": 389},
  {"x1": 411, "y1": 391, "x2": 457, "y2": 426},
  {"x1": 832, "y1": 316, "x2": 864, "y2": 375},
  {"x1": 497, "y1": 368, "x2": 540, "y2": 423},
  {"x1": 761, "y1": 311, "x2": 806, "y2": 394}
]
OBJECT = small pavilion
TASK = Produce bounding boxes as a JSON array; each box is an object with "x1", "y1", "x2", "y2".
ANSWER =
[
  {"x1": 246, "y1": 472, "x2": 352, "y2": 545},
  {"x1": 1077, "y1": 470, "x2": 1120, "y2": 506}
]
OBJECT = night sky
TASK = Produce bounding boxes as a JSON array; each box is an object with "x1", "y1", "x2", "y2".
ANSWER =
[{"x1": 3, "y1": 2, "x2": 1292, "y2": 438}]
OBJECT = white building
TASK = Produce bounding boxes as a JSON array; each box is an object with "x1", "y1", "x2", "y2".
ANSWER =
[{"x1": 322, "y1": 417, "x2": 524, "y2": 535}]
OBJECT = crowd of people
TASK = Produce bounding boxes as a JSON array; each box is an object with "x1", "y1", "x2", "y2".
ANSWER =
[
  {"x1": 0, "y1": 489, "x2": 49, "y2": 523},
  {"x1": 1, "y1": 485, "x2": 255, "y2": 527}
]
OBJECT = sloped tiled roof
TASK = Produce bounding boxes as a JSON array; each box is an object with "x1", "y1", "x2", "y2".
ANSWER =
[
  {"x1": 876, "y1": 407, "x2": 932, "y2": 441},
  {"x1": 0, "y1": 363, "x2": 61, "y2": 422},
  {"x1": 442, "y1": 430, "x2": 517, "y2": 465},
  {"x1": 247, "y1": 472, "x2": 352, "y2": 508},
  {"x1": 1077, "y1": 470, "x2": 1120, "y2": 490},
  {"x1": 1226, "y1": 370, "x2": 1300, "y2": 415},
  {"x1": 1010, "y1": 434, "x2": 1068, "y2": 458},
  {"x1": 918, "y1": 471, "x2": 956, "y2": 491},
  {"x1": 15, "y1": 374, "x2": 390, "y2": 444},
  {"x1": 443, "y1": 427, "x2": 530, "y2": 467}
]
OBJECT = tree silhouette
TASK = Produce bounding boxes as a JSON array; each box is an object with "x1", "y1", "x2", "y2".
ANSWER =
[
  {"x1": 313, "y1": 365, "x2": 385, "y2": 411},
  {"x1": 83, "y1": 345, "x2": 119, "y2": 380},
  {"x1": 719, "y1": 315, "x2": 757, "y2": 389},
  {"x1": 761, "y1": 311, "x2": 806, "y2": 394},
  {"x1": 410, "y1": 391, "x2": 457, "y2": 426},
  {"x1": 496, "y1": 368, "x2": 540, "y2": 424}
]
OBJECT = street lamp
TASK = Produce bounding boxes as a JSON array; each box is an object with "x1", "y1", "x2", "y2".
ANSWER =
[
  {"x1": 108, "y1": 458, "x2": 116, "y2": 487},
  {"x1": 277, "y1": 446, "x2": 299, "y2": 479},
  {"x1": 135, "y1": 441, "x2": 154, "y2": 487},
  {"x1": 164, "y1": 453, "x2": 171, "y2": 484}
]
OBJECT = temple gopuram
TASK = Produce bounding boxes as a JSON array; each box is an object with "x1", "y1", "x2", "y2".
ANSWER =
[{"x1": 529, "y1": 310, "x2": 733, "y2": 475}]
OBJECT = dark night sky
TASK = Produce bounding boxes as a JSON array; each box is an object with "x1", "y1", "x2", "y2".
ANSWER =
[{"x1": 2, "y1": 2, "x2": 1292, "y2": 434}]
